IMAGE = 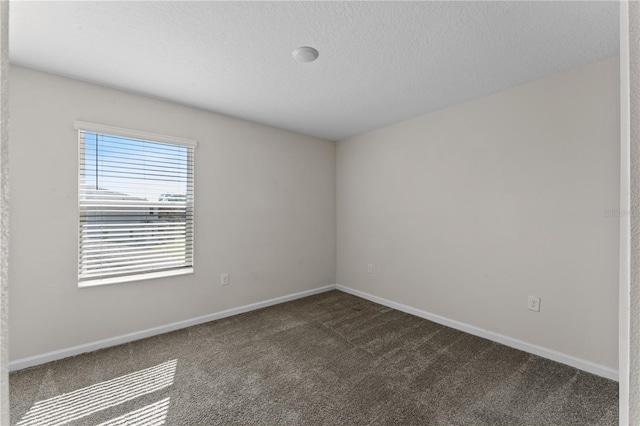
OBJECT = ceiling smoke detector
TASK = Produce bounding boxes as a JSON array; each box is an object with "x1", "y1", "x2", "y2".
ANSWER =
[{"x1": 292, "y1": 46, "x2": 319, "y2": 63}]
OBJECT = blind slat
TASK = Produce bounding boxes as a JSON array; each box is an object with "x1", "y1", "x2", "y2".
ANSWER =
[
  {"x1": 80, "y1": 253, "x2": 192, "y2": 266},
  {"x1": 80, "y1": 225, "x2": 187, "y2": 232},
  {"x1": 81, "y1": 251, "x2": 192, "y2": 263},
  {"x1": 81, "y1": 246, "x2": 190, "y2": 257},
  {"x1": 79, "y1": 261, "x2": 188, "y2": 278},
  {"x1": 80, "y1": 241, "x2": 191, "y2": 251}
]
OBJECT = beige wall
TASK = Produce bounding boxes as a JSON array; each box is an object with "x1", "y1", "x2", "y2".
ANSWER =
[
  {"x1": 0, "y1": 2, "x2": 8, "y2": 423},
  {"x1": 622, "y1": 0, "x2": 640, "y2": 421},
  {"x1": 9, "y1": 56, "x2": 621, "y2": 372},
  {"x1": 8, "y1": 66, "x2": 336, "y2": 360},
  {"x1": 337, "y1": 57, "x2": 620, "y2": 370}
]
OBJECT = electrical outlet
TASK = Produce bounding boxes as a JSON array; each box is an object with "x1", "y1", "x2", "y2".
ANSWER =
[
  {"x1": 221, "y1": 273, "x2": 229, "y2": 286},
  {"x1": 527, "y1": 295, "x2": 541, "y2": 312},
  {"x1": 367, "y1": 264, "x2": 373, "y2": 274}
]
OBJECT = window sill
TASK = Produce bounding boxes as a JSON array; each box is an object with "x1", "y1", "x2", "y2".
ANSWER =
[{"x1": 78, "y1": 268, "x2": 193, "y2": 288}]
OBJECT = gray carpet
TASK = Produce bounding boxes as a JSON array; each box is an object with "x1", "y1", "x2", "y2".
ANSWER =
[{"x1": 10, "y1": 290, "x2": 618, "y2": 425}]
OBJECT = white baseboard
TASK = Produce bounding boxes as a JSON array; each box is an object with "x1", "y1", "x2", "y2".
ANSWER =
[
  {"x1": 10, "y1": 283, "x2": 618, "y2": 381},
  {"x1": 9, "y1": 284, "x2": 336, "y2": 372},
  {"x1": 335, "y1": 285, "x2": 618, "y2": 381}
]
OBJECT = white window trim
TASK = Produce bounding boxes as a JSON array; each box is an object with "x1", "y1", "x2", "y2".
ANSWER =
[
  {"x1": 74, "y1": 121, "x2": 198, "y2": 148},
  {"x1": 76, "y1": 121, "x2": 196, "y2": 288}
]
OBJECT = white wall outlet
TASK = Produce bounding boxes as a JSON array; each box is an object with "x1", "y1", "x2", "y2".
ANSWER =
[
  {"x1": 221, "y1": 273, "x2": 229, "y2": 286},
  {"x1": 527, "y1": 295, "x2": 541, "y2": 312},
  {"x1": 367, "y1": 264, "x2": 373, "y2": 274}
]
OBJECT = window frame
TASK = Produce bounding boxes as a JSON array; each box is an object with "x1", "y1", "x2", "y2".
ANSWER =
[{"x1": 75, "y1": 121, "x2": 197, "y2": 288}]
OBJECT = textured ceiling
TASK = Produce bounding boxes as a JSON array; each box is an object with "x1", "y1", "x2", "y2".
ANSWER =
[{"x1": 10, "y1": 1, "x2": 619, "y2": 141}]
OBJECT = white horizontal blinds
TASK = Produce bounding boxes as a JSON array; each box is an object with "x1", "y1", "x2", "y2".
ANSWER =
[{"x1": 78, "y1": 129, "x2": 194, "y2": 282}]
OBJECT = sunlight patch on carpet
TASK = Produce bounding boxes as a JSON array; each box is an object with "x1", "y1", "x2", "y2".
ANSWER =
[
  {"x1": 96, "y1": 397, "x2": 171, "y2": 426},
  {"x1": 16, "y1": 359, "x2": 177, "y2": 426}
]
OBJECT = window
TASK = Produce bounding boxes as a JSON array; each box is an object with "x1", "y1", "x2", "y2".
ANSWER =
[{"x1": 76, "y1": 121, "x2": 196, "y2": 287}]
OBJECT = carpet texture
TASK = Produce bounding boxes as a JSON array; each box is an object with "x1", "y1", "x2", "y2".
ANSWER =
[{"x1": 10, "y1": 290, "x2": 618, "y2": 425}]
